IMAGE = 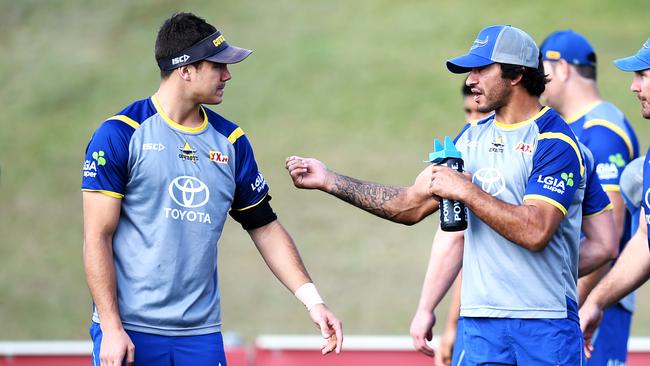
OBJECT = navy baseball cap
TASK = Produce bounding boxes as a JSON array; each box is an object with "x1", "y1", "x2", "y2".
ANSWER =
[
  {"x1": 541, "y1": 30, "x2": 596, "y2": 66},
  {"x1": 447, "y1": 25, "x2": 539, "y2": 74},
  {"x1": 613, "y1": 37, "x2": 650, "y2": 72},
  {"x1": 157, "y1": 30, "x2": 252, "y2": 72}
]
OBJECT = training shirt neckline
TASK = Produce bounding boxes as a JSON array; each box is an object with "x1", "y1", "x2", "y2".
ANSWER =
[
  {"x1": 493, "y1": 106, "x2": 550, "y2": 130},
  {"x1": 151, "y1": 94, "x2": 209, "y2": 134},
  {"x1": 563, "y1": 100, "x2": 603, "y2": 124}
]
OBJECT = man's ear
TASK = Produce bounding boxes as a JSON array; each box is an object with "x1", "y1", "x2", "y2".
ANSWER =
[
  {"x1": 176, "y1": 65, "x2": 193, "y2": 81},
  {"x1": 556, "y1": 59, "x2": 571, "y2": 82}
]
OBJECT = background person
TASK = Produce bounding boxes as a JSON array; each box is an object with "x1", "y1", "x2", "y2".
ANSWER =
[{"x1": 580, "y1": 37, "x2": 650, "y2": 359}]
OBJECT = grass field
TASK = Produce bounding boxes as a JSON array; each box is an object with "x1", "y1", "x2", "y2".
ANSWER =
[{"x1": 1, "y1": 0, "x2": 650, "y2": 341}]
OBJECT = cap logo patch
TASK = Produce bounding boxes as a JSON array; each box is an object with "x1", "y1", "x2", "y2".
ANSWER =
[
  {"x1": 172, "y1": 54, "x2": 190, "y2": 65},
  {"x1": 471, "y1": 36, "x2": 489, "y2": 50},
  {"x1": 545, "y1": 50, "x2": 561, "y2": 60},
  {"x1": 213, "y1": 35, "x2": 226, "y2": 47}
]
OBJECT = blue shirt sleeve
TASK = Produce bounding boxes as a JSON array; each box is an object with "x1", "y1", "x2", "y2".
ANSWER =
[
  {"x1": 231, "y1": 134, "x2": 269, "y2": 210},
  {"x1": 81, "y1": 119, "x2": 134, "y2": 197},
  {"x1": 583, "y1": 161, "x2": 612, "y2": 217},
  {"x1": 524, "y1": 136, "x2": 582, "y2": 215},
  {"x1": 581, "y1": 124, "x2": 633, "y2": 189}
]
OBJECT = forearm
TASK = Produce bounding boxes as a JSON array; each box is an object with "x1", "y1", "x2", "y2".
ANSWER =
[
  {"x1": 250, "y1": 220, "x2": 312, "y2": 292},
  {"x1": 83, "y1": 236, "x2": 122, "y2": 329},
  {"x1": 325, "y1": 172, "x2": 439, "y2": 225},
  {"x1": 577, "y1": 264, "x2": 610, "y2": 306},
  {"x1": 606, "y1": 191, "x2": 625, "y2": 242},
  {"x1": 585, "y1": 230, "x2": 650, "y2": 309},
  {"x1": 462, "y1": 185, "x2": 554, "y2": 251},
  {"x1": 416, "y1": 228, "x2": 464, "y2": 312},
  {"x1": 444, "y1": 273, "x2": 462, "y2": 331}
]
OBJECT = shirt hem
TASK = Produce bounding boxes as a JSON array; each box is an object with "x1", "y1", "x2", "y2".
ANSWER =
[
  {"x1": 460, "y1": 307, "x2": 568, "y2": 319},
  {"x1": 92, "y1": 316, "x2": 222, "y2": 336}
]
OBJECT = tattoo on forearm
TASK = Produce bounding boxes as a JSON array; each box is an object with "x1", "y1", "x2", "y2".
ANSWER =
[{"x1": 330, "y1": 174, "x2": 404, "y2": 219}]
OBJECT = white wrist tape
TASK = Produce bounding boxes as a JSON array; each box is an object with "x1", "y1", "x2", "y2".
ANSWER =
[{"x1": 294, "y1": 282, "x2": 324, "y2": 311}]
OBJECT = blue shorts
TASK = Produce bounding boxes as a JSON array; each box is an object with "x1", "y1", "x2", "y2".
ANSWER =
[
  {"x1": 459, "y1": 315, "x2": 585, "y2": 366},
  {"x1": 451, "y1": 316, "x2": 465, "y2": 366},
  {"x1": 90, "y1": 322, "x2": 227, "y2": 366},
  {"x1": 586, "y1": 304, "x2": 632, "y2": 366}
]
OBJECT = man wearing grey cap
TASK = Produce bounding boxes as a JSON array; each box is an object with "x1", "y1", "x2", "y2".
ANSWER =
[
  {"x1": 580, "y1": 37, "x2": 650, "y2": 360},
  {"x1": 82, "y1": 12, "x2": 342, "y2": 365},
  {"x1": 286, "y1": 25, "x2": 586, "y2": 364}
]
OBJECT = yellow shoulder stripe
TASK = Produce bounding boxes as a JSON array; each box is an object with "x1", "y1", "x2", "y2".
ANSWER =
[
  {"x1": 583, "y1": 119, "x2": 634, "y2": 158},
  {"x1": 524, "y1": 194, "x2": 567, "y2": 216},
  {"x1": 583, "y1": 203, "x2": 614, "y2": 218},
  {"x1": 602, "y1": 184, "x2": 621, "y2": 192},
  {"x1": 228, "y1": 127, "x2": 245, "y2": 144},
  {"x1": 233, "y1": 193, "x2": 268, "y2": 211},
  {"x1": 106, "y1": 115, "x2": 140, "y2": 129},
  {"x1": 538, "y1": 132, "x2": 585, "y2": 177},
  {"x1": 81, "y1": 189, "x2": 124, "y2": 199}
]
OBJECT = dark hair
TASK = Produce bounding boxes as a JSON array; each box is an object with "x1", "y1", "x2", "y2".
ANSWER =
[
  {"x1": 155, "y1": 12, "x2": 217, "y2": 78},
  {"x1": 575, "y1": 64, "x2": 597, "y2": 81},
  {"x1": 500, "y1": 53, "x2": 549, "y2": 97},
  {"x1": 462, "y1": 81, "x2": 472, "y2": 96}
]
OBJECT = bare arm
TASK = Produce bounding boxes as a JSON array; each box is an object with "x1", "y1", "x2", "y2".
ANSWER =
[
  {"x1": 82, "y1": 191, "x2": 135, "y2": 365},
  {"x1": 578, "y1": 209, "x2": 618, "y2": 277},
  {"x1": 606, "y1": 191, "x2": 626, "y2": 243},
  {"x1": 577, "y1": 264, "x2": 611, "y2": 307},
  {"x1": 436, "y1": 272, "x2": 462, "y2": 366},
  {"x1": 286, "y1": 156, "x2": 439, "y2": 224},
  {"x1": 409, "y1": 227, "x2": 464, "y2": 357},
  {"x1": 580, "y1": 208, "x2": 650, "y2": 357},
  {"x1": 429, "y1": 165, "x2": 563, "y2": 251},
  {"x1": 582, "y1": 208, "x2": 650, "y2": 309},
  {"x1": 248, "y1": 220, "x2": 343, "y2": 354}
]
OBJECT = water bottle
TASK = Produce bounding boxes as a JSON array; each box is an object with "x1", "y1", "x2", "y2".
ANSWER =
[{"x1": 427, "y1": 136, "x2": 468, "y2": 232}]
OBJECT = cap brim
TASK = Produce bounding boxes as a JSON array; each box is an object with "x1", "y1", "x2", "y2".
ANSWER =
[
  {"x1": 446, "y1": 53, "x2": 494, "y2": 74},
  {"x1": 613, "y1": 55, "x2": 650, "y2": 72},
  {"x1": 205, "y1": 45, "x2": 253, "y2": 64}
]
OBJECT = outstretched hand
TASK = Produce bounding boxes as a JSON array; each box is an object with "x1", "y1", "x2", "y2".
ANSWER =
[
  {"x1": 285, "y1": 156, "x2": 332, "y2": 191},
  {"x1": 309, "y1": 303, "x2": 343, "y2": 355}
]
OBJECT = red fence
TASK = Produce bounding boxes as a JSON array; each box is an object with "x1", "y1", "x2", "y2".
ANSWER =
[{"x1": 2, "y1": 336, "x2": 649, "y2": 365}]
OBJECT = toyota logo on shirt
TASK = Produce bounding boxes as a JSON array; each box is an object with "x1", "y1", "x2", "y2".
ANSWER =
[
  {"x1": 168, "y1": 176, "x2": 210, "y2": 208},
  {"x1": 472, "y1": 168, "x2": 506, "y2": 197}
]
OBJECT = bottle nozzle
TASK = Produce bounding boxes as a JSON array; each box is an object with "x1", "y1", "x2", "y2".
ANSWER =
[{"x1": 427, "y1": 136, "x2": 462, "y2": 163}]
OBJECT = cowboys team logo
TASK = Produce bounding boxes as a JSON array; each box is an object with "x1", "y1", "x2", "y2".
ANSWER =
[
  {"x1": 164, "y1": 176, "x2": 211, "y2": 224},
  {"x1": 489, "y1": 136, "x2": 505, "y2": 153},
  {"x1": 472, "y1": 168, "x2": 506, "y2": 196},
  {"x1": 178, "y1": 142, "x2": 198, "y2": 163}
]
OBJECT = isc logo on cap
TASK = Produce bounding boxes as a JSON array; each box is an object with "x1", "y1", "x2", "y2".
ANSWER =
[{"x1": 172, "y1": 54, "x2": 190, "y2": 65}]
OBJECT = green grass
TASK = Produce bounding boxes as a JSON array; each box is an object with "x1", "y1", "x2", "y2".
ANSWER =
[{"x1": 1, "y1": 0, "x2": 650, "y2": 340}]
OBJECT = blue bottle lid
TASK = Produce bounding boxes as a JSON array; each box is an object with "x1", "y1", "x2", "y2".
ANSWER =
[{"x1": 427, "y1": 136, "x2": 462, "y2": 163}]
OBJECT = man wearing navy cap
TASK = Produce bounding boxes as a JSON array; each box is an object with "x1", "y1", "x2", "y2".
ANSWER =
[
  {"x1": 286, "y1": 25, "x2": 587, "y2": 364},
  {"x1": 82, "y1": 12, "x2": 342, "y2": 365},
  {"x1": 540, "y1": 29, "x2": 639, "y2": 366},
  {"x1": 580, "y1": 37, "x2": 650, "y2": 360}
]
